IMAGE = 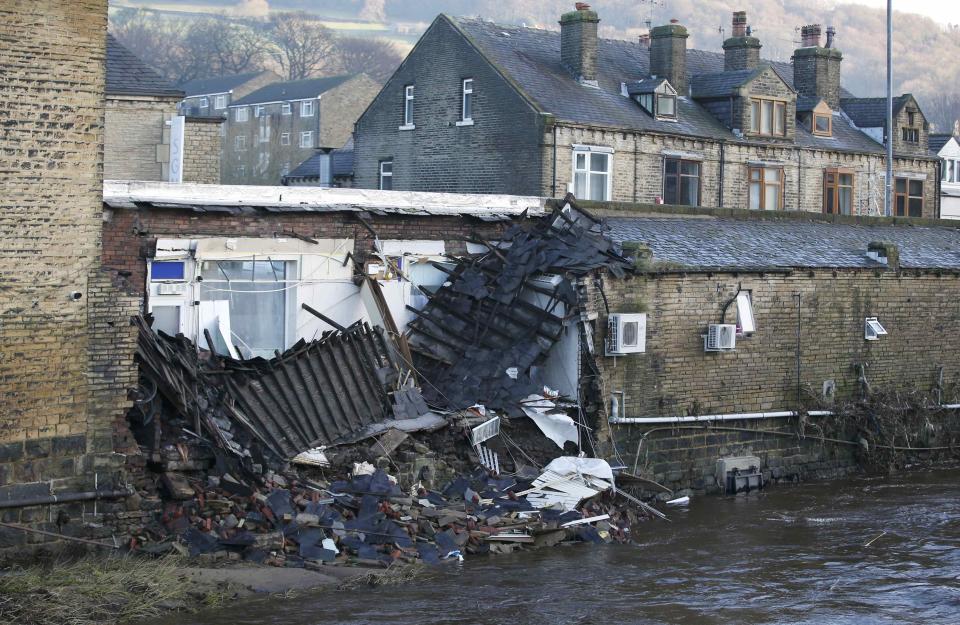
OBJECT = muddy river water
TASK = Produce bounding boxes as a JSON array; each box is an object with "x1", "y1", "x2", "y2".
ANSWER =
[{"x1": 152, "y1": 469, "x2": 960, "y2": 625}]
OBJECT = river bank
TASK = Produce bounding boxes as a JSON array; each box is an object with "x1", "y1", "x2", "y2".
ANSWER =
[{"x1": 138, "y1": 467, "x2": 960, "y2": 625}]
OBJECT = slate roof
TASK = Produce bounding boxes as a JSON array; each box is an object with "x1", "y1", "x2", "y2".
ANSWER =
[
  {"x1": 232, "y1": 75, "x2": 354, "y2": 106},
  {"x1": 285, "y1": 151, "x2": 328, "y2": 182},
  {"x1": 606, "y1": 216, "x2": 960, "y2": 270},
  {"x1": 839, "y1": 96, "x2": 910, "y2": 129},
  {"x1": 795, "y1": 112, "x2": 885, "y2": 153},
  {"x1": 178, "y1": 71, "x2": 266, "y2": 97},
  {"x1": 106, "y1": 34, "x2": 183, "y2": 98},
  {"x1": 332, "y1": 136, "x2": 355, "y2": 178},
  {"x1": 448, "y1": 16, "x2": 868, "y2": 151},
  {"x1": 929, "y1": 133, "x2": 953, "y2": 156},
  {"x1": 690, "y1": 68, "x2": 765, "y2": 99},
  {"x1": 795, "y1": 96, "x2": 824, "y2": 112},
  {"x1": 626, "y1": 77, "x2": 668, "y2": 95}
]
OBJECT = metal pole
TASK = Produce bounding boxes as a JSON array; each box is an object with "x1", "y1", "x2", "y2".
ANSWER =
[{"x1": 885, "y1": 0, "x2": 894, "y2": 216}]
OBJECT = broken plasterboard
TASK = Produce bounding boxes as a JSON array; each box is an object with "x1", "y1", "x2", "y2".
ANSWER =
[{"x1": 521, "y1": 395, "x2": 578, "y2": 449}]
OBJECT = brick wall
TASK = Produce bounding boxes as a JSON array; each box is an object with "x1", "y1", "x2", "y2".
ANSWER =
[
  {"x1": 104, "y1": 96, "x2": 179, "y2": 181},
  {"x1": 101, "y1": 206, "x2": 511, "y2": 297},
  {"x1": 353, "y1": 16, "x2": 545, "y2": 194},
  {"x1": 0, "y1": 0, "x2": 138, "y2": 553},
  {"x1": 182, "y1": 117, "x2": 223, "y2": 184},
  {"x1": 588, "y1": 267, "x2": 960, "y2": 492}
]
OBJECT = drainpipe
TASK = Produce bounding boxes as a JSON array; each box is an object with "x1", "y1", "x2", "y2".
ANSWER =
[
  {"x1": 0, "y1": 488, "x2": 132, "y2": 510},
  {"x1": 797, "y1": 150, "x2": 802, "y2": 210},
  {"x1": 936, "y1": 159, "x2": 942, "y2": 219},
  {"x1": 718, "y1": 141, "x2": 725, "y2": 207},
  {"x1": 551, "y1": 123, "x2": 558, "y2": 197}
]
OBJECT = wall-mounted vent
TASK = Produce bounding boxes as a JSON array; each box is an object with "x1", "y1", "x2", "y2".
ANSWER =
[
  {"x1": 606, "y1": 313, "x2": 646, "y2": 355},
  {"x1": 705, "y1": 323, "x2": 737, "y2": 351},
  {"x1": 865, "y1": 317, "x2": 887, "y2": 341}
]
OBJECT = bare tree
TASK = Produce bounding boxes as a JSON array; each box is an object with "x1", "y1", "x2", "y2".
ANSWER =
[
  {"x1": 335, "y1": 37, "x2": 403, "y2": 82},
  {"x1": 922, "y1": 90, "x2": 960, "y2": 135},
  {"x1": 264, "y1": 12, "x2": 338, "y2": 80},
  {"x1": 109, "y1": 9, "x2": 207, "y2": 85},
  {"x1": 186, "y1": 18, "x2": 269, "y2": 77}
]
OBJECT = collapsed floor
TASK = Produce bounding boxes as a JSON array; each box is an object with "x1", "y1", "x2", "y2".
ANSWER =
[{"x1": 124, "y1": 202, "x2": 658, "y2": 569}]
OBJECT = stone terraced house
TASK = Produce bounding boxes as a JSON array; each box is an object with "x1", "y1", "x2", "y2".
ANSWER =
[
  {"x1": 224, "y1": 74, "x2": 380, "y2": 185},
  {"x1": 353, "y1": 7, "x2": 940, "y2": 218}
]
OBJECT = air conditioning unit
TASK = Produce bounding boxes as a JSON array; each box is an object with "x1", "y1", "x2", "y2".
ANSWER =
[
  {"x1": 157, "y1": 282, "x2": 187, "y2": 295},
  {"x1": 606, "y1": 313, "x2": 646, "y2": 355},
  {"x1": 704, "y1": 323, "x2": 737, "y2": 351}
]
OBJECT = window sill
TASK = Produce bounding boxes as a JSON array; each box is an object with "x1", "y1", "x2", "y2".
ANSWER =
[
  {"x1": 398, "y1": 124, "x2": 416, "y2": 131},
  {"x1": 455, "y1": 119, "x2": 474, "y2": 127}
]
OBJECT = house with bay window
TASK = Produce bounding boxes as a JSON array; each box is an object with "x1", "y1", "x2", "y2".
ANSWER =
[
  {"x1": 353, "y1": 7, "x2": 939, "y2": 217},
  {"x1": 931, "y1": 133, "x2": 960, "y2": 219}
]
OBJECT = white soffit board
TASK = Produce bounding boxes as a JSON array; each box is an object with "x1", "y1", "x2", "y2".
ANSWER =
[
  {"x1": 377, "y1": 239, "x2": 446, "y2": 256},
  {"x1": 194, "y1": 237, "x2": 352, "y2": 259},
  {"x1": 103, "y1": 181, "x2": 546, "y2": 218}
]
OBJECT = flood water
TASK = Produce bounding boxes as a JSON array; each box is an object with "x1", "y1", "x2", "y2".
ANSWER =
[{"x1": 152, "y1": 469, "x2": 960, "y2": 625}]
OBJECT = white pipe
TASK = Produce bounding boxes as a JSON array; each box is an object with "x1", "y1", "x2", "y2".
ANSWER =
[
  {"x1": 610, "y1": 405, "x2": 959, "y2": 425},
  {"x1": 610, "y1": 410, "x2": 833, "y2": 425}
]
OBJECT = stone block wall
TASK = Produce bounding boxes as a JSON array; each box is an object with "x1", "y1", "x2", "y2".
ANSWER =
[
  {"x1": 183, "y1": 117, "x2": 223, "y2": 184},
  {"x1": 104, "y1": 96, "x2": 179, "y2": 180},
  {"x1": 588, "y1": 267, "x2": 960, "y2": 492},
  {"x1": 542, "y1": 124, "x2": 939, "y2": 217}
]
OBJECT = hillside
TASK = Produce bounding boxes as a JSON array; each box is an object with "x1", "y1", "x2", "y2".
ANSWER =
[{"x1": 110, "y1": 0, "x2": 960, "y2": 131}]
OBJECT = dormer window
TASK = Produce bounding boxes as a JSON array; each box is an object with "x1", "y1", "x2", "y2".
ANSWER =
[
  {"x1": 656, "y1": 94, "x2": 676, "y2": 119},
  {"x1": 813, "y1": 112, "x2": 831, "y2": 136},
  {"x1": 630, "y1": 79, "x2": 678, "y2": 121},
  {"x1": 750, "y1": 98, "x2": 786, "y2": 137}
]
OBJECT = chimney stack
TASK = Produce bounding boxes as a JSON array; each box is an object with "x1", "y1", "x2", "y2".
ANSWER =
[
  {"x1": 649, "y1": 19, "x2": 689, "y2": 94},
  {"x1": 723, "y1": 11, "x2": 761, "y2": 71},
  {"x1": 792, "y1": 23, "x2": 843, "y2": 109},
  {"x1": 560, "y1": 3, "x2": 600, "y2": 85}
]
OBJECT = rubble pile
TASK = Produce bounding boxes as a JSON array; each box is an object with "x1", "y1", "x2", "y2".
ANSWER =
[{"x1": 123, "y1": 202, "x2": 657, "y2": 571}]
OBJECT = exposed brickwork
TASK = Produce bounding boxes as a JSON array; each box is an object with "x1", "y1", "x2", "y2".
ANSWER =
[
  {"x1": 101, "y1": 207, "x2": 511, "y2": 297},
  {"x1": 104, "y1": 96, "x2": 180, "y2": 181},
  {"x1": 182, "y1": 117, "x2": 223, "y2": 184}
]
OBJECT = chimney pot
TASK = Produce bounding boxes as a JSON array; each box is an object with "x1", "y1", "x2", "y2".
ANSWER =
[
  {"x1": 825, "y1": 26, "x2": 836, "y2": 48},
  {"x1": 801, "y1": 23, "x2": 822, "y2": 47},
  {"x1": 575, "y1": 2, "x2": 590, "y2": 10},
  {"x1": 732, "y1": 11, "x2": 747, "y2": 37},
  {"x1": 670, "y1": 18, "x2": 679, "y2": 24}
]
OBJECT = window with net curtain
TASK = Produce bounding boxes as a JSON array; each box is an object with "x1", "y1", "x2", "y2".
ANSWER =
[
  {"x1": 199, "y1": 259, "x2": 297, "y2": 358},
  {"x1": 573, "y1": 150, "x2": 611, "y2": 201}
]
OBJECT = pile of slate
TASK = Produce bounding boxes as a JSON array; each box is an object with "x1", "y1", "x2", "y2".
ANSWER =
[{"x1": 131, "y1": 444, "x2": 645, "y2": 567}]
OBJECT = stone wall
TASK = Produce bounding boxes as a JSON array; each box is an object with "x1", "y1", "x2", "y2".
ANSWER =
[
  {"x1": 588, "y1": 266, "x2": 960, "y2": 493},
  {"x1": 353, "y1": 16, "x2": 545, "y2": 194},
  {"x1": 104, "y1": 96, "x2": 179, "y2": 181},
  {"x1": 182, "y1": 117, "x2": 223, "y2": 184},
  {"x1": 542, "y1": 124, "x2": 939, "y2": 216},
  {"x1": 0, "y1": 0, "x2": 138, "y2": 553}
]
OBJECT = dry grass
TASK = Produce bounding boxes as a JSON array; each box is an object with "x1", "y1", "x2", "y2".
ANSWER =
[
  {"x1": 336, "y1": 562, "x2": 428, "y2": 591},
  {"x1": 0, "y1": 554, "x2": 193, "y2": 625}
]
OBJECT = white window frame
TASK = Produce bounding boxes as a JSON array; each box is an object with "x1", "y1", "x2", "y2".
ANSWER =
[
  {"x1": 234, "y1": 107, "x2": 248, "y2": 122},
  {"x1": 300, "y1": 100, "x2": 314, "y2": 117},
  {"x1": 457, "y1": 78, "x2": 474, "y2": 126},
  {"x1": 379, "y1": 160, "x2": 393, "y2": 190},
  {"x1": 281, "y1": 102, "x2": 292, "y2": 116},
  {"x1": 234, "y1": 135, "x2": 247, "y2": 151},
  {"x1": 400, "y1": 85, "x2": 415, "y2": 130},
  {"x1": 214, "y1": 94, "x2": 227, "y2": 110},
  {"x1": 254, "y1": 105, "x2": 264, "y2": 118},
  {"x1": 300, "y1": 131, "x2": 313, "y2": 148},
  {"x1": 258, "y1": 123, "x2": 270, "y2": 144},
  {"x1": 280, "y1": 132, "x2": 291, "y2": 146},
  {"x1": 571, "y1": 146, "x2": 613, "y2": 201},
  {"x1": 199, "y1": 96, "x2": 209, "y2": 108}
]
